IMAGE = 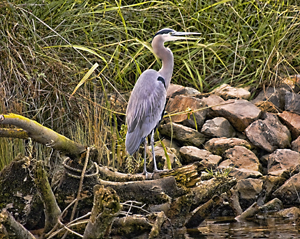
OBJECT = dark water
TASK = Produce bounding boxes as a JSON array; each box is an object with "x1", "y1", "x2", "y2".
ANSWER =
[{"x1": 186, "y1": 217, "x2": 300, "y2": 239}]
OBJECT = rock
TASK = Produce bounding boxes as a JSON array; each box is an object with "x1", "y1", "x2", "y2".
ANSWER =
[
  {"x1": 204, "y1": 137, "x2": 252, "y2": 156},
  {"x1": 291, "y1": 136, "x2": 300, "y2": 153},
  {"x1": 159, "y1": 122, "x2": 206, "y2": 147},
  {"x1": 275, "y1": 207, "x2": 300, "y2": 219},
  {"x1": 272, "y1": 172, "x2": 300, "y2": 205},
  {"x1": 245, "y1": 113, "x2": 291, "y2": 152},
  {"x1": 201, "y1": 94, "x2": 225, "y2": 118},
  {"x1": 267, "y1": 149, "x2": 300, "y2": 176},
  {"x1": 212, "y1": 83, "x2": 251, "y2": 100},
  {"x1": 212, "y1": 99, "x2": 261, "y2": 132},
  {"x1": 218, "y1": 146, "x2": 262, "y2": 179},
  {"x1": 285, "y1": 91, "x2": 300, "y2": 115},
  {"x1": 167, "y1": 84, "x2": 185, "y2": 98},
  {"x1": 259, "y1": 198, "x2": 283, "y2": 212},
  {"x1": 201, "y1": 117, "x2": 236, "y2": 138},
  {"x1": 236, "y1": 178, "x2": 263, "y2": 200},
  {"x1": 165, "y1": 95, "x2": 207, "y2": 130},
  {"x1": 251, "y1": 87, "x2": 287, "y2": 111},
  {"x1": 154, "y1": 146, "x2": 181, "y2": 170},
  {"x1": 279, "y1": 111, "x2": 300, "y2": 139},
  {"x1": 280, "y1": 75, "x2": 300, "y2": 92},
  {"x1": 167, "y1": 84, "x2": 200, "y2": 98},
  {"x1": 179, "y1": 146, "x2": 222, "y2": 167}
]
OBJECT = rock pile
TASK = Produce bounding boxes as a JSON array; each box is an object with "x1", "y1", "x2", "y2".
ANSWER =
[{"x1": 154, "y1": 76, "x2": 300, "y2": 216}]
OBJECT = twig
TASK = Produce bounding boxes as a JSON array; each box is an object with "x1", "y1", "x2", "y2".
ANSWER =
[{"x1": 62, "y1": 147, "x2": 91, "y2": 239}]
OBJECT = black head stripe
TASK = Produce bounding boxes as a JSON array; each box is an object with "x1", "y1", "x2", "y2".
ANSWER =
[
  {"x1": 157, "y1": 76, "x2": 166, "y2": 89},
  {"x1": 154, "y1": 28, "x2": 174, "y2": 37}
]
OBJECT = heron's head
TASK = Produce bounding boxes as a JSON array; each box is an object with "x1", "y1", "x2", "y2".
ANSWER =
[{"x1": 152, "y1": 28, "x2": 201, "y2": 43}]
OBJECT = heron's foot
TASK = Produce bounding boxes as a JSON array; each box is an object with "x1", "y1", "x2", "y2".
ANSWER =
[{"x1": 141, "y1": 170, "x2": 153, "y2": 179}]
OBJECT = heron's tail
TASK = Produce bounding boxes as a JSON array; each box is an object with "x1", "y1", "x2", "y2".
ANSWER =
[{"x1": 125, "y1": 131, "x2": 144, "y2": 155}]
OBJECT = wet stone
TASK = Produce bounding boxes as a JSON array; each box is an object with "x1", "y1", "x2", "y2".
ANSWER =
[
  {"x1": 201, "y1": 117, "x2": 236, "y2": 138},
  {"x1": 236, "y1": 178, "x2": 263, "y2": 200},
  {"x1": 267, "y1": 149, "x2": 300, "y2": 177},
  {"x1": 204, "y1": 137, "x2": 252, "y2": 156},
  {"x1": 273, "y1": 172, "x2": 300, "y2": 205},
  {"x1": 212, "y1": 83, "x2": 251, "y2": 100},
  {"x1": 212, "y1": 99, "x2": 261, "y2": 132},
  {"x1": 165, "y1": 95, "x2": 207, "y2": 130},
  {"x1": 245, "y1": 113, "x2": 291, "y2": 153}
]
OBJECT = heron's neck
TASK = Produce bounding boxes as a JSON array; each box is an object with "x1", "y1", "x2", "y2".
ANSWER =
[{"x1": 152, "y1": 40, "x2": 174, "y2": 89}]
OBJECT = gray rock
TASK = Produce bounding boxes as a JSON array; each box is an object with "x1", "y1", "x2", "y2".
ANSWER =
[
  {"x1": 212, "y1": 83, "x2": 251, "y2": 100},
  {"x1": 159, "y1": 122, "x2": 206, "y2": 147},
  {"x1": 179, "y1": 146, "x2": 222, "y2": 167},
  {"x1": 236, "y1": 178, "x2": 263, "y2": 200},
  {"x1": 201, "y1": 94, "x2": 225, "y2": 118},
  {"x1": 267, "y1": 149, "x2": 300, "y2": 176},
  {"x1": 212, "y1": 99, "x2": 261, "y2": 132},
  {"x1": 218, "y1": 146, "x2": 262, "y2": 179},
  {"x1": 285, "y1": 91, "x2": 300, "y2": 115},
  {"x1": 273, "y1": 172, "x2": 300, "y2": 205},
  {"x1": 204, "y1": 137, "x2": 252, "y2": 156},
  {"x1": 201, "y1": 117, "x2": 236, "y2": 138},
  {"x1": 165, "y1": 95, "x2": 207, "y2": 130},
  {"x1": 259, "y1": 198, "x2": 283, "y2": 212},
  {"x1": 291, "y1": 136, "x2": 300, "y2": 153},
  {"x1": 245, "y1": 113, "x2": 291, "y2": 152},
  {"x1": 154, "y1": 146, "x2": 181, "y2": 170},
  {"x1": 251, "y1": 87, "x2": 287, "y2": 110}
]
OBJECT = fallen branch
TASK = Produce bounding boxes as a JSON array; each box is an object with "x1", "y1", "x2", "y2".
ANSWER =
[
  {"x1": 185, "y1": 195, "x2": 222, "y2": 228},
  {"x1": 0, "y1": 209, "x2": 35, "y2": 239},
  {"x1": 31, "y1": 160, "x2": 61, "y2": 233},
  {"x1": 0, "y1": 113, "x2": 86, "y2": 158}
]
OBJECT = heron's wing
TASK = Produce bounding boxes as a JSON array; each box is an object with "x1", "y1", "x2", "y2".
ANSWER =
[{"x1": 125, "y1": 70, "x2": 166, "y2": 154}]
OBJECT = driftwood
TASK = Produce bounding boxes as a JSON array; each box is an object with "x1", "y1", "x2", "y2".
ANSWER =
[{"x1": 0, "y1": 113, "x2": 238, "y2": 238}]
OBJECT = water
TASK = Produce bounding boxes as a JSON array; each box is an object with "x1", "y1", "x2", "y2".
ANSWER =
[{"x1": 187, "y1": 217, "x2": 300, "y2": 239}]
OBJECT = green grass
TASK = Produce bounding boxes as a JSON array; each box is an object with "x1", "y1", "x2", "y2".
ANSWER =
[{"x1": 0, "y1": 0, "x2": 299, "y2": 170}]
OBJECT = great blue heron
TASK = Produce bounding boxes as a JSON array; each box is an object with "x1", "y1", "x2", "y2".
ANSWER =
[{"x1": 125, "y1": 28, "x2": 200, "y2": 175}]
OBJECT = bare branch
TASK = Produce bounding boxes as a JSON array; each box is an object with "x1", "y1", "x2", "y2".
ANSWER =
[{"x1": 0, "y1": 113, "x2": 86, "y2": 158}]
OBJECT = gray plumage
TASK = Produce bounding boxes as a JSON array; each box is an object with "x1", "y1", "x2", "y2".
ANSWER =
[{"x1": 125, "y1": 28, "x2": 200, "y2": 174}]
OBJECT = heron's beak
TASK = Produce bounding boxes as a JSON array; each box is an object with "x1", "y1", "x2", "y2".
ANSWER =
[{"x1": 170, "y1": 31, "x2": 201, "y2": 41}]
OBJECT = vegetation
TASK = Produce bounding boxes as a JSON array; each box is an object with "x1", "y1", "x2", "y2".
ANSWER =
[{"x1": 0, "y1": 0, "x2": 299, "y2": 170}]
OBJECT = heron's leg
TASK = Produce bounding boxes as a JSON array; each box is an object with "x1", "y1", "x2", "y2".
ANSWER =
[
  {"x1": 143, "y1": 139, "x2": 148, "y2": 174},
  {"x1": 151, "y1": 130, "x2": 158, "y2": 172}
]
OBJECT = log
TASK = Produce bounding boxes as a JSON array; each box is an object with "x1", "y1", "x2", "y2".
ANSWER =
[
  {"x1": 185, "y1": 195, "x2": 222, "y2": 228},
  {"x1": 0, "y1": 113, "x2": 86, "y2": 159},
  {"x1": 235, "y1": 202, "x2": 259, "y2": 221},
  {"x1": 98, "y1": 176, "x2": 185, "y2": 205},
  {"x1": 0, "y1": 209, "x2": 35, "y2": 239},
  {"x1": 83, "y1": 185, "x2": 121, "y2": 239}
]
